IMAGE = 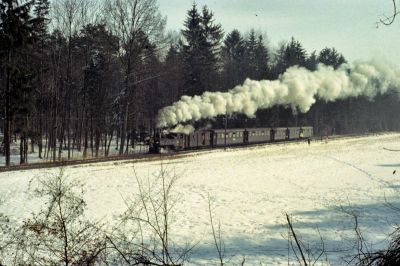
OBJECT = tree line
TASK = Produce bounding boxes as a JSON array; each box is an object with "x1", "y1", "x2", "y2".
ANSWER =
[{"x1": 1, "y1": 0, "x2": 399, "y2": 166}]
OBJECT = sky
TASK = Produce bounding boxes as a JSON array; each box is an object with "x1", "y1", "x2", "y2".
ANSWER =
[{"x1": 158, "y1": 0, "x2": 400, "y2": 64}]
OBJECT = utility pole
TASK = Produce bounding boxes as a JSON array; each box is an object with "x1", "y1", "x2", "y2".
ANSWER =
[{"x1": 224, "y1": 112, "x2": 227, "y2": 150}]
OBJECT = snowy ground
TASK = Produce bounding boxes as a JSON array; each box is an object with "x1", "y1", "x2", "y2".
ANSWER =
[
  {"x1": 0, "y1": 139, "x2": 149, "y2": 166},
  {"x1": 1, "y1": 133, "x2": 400, "y2": 265}
]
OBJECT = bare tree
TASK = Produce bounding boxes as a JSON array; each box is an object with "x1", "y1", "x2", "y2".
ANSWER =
[
  {"x1": 7, "y1": 169, "x2": 106, "y2": 265},
  {"x1": 104, "y1": 0, "x2": 166, "y2": 155},
  {"x1": 51, "y1": 0, "x2": 99, "y2": 160},
  {"x1": 107, "y1": 165, "x2": 192, "y2": 265},
  {"x1": 285, "y1": 213, "x2": 327, "y2": 266},
  {"x1": 0, "y1": 198, "x2": 14, "y2": 266}
]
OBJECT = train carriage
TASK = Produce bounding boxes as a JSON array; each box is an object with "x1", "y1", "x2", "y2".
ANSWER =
[
  {"x1": 156, "y1": 126, "x2": 313, "y2": 152},
  {"x1": 247, "y1": 128, "x2": 271, "y2": 143},
  {"x1": 288, "y1": 127, "x2": 301, "y2": 140},
  {"x1": 301, "y1": 127, "x2": 313, "y2": 138},
  {"x1": 213, "y1": 129, "x2": 245, "y2": 146},
  {"x1": 273, "y1": 128, "x2": 288, "y2": 141}
]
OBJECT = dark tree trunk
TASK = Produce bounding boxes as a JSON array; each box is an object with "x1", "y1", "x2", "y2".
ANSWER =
[
  {"x1": 83, "y1": 111, "x2": 89, "y2": 158},
  {"x1": 95, "y1": 126, "x2": 100, "y2": 157},
  {"x1": 38, "y1": 113, "x2": 43, "y2": 158},
  {"x1": 106, "y1": 129, "x2": 113, "y2": 157},
  {"x1": 119, "y1": 103, "x2": 128, "y2": 155},
  {"x1": 20, "y1": 135, "x2": 24, "y2": 164},
  {"x1": 90, "y1": 115, "x2": 94, "y2": 157},
  {"x1": 4, "y1": 50, "x2": 11, "y2": 166},
  {"x1": 30, "y1": 137, "x2": 35, "y2": 153}
]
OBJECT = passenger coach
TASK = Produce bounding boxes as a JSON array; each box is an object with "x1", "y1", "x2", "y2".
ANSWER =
[{"x1": 156, "y1": 126, "x2": 313, "y2": 152}]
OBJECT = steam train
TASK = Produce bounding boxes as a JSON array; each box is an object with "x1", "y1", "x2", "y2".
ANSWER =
[{"x1": 152, "y1": 126, "x2": 313, "y2": 153}]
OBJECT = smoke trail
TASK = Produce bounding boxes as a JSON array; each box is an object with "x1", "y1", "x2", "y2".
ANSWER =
[
  {"x1": 157, "y1": 60, "x2": 400, "y2": 129},
  {"x1": 168, "y1": 124, "x2": 195, "y2": 135}
]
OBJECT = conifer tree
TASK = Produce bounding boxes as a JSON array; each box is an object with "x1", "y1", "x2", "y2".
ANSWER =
[
  {"x1": 318, "y1": 47, "x2": 346, "y2": 69},
  {"x1": 270, "y1": 42, "x2": 288, "y2": 79},
  {"x1": 283, "y1": 37, "x2": 307, "y2": 68},
  {"x1": 244, "y1": 30, "x2": 258, "y2": 79},
  {"x1": 305, "y1": 50, "x2": 318, "y2": 71},
  {"x1": 163, "y1": 43, "x2": 185, "y2": 104},
  {"x1": 254, "y1": 35, "x2": 269, "y2": 80},
  {"x1": 0, "y1": 0, "x2": 39, "y2": 166},
  {"x1": 221, "y1": 29, "x2": 245, "y2": 89},
  {"x1": 181, "y1": 4, "x2": 223, "y2": 95},
  {"x1": 181, "y1": 4, "x2": 203, "y2": 95},
  {"x1": 32, "y1": 0, "x2": 50, "y2": 159}
]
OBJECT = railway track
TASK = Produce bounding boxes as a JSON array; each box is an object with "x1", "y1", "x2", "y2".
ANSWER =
[
  {"x1": 0, "y1": 152, "x2": 194, "y2": 173},
  {"x1": 0, "y1": 132, "x2": 389, "y2": 173}
]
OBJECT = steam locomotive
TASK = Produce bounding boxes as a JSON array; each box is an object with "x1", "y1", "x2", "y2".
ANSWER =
[{"x1": 151, "y1": 126, "x2": 313, "y2": 153}]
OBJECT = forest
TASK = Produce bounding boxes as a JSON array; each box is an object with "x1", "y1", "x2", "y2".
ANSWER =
[{"x1": 1, "y1": 0, "x2": 400, "y2": 166}]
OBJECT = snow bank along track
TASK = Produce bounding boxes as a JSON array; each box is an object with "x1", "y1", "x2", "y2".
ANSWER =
[{"x1": 0, "y1": 132, "x2": 389, "y2": 172}]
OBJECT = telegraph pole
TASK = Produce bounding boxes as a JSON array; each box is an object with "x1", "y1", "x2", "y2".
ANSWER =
[{"x1": 224, "y1": 112, "x2": 227, "y2": 150}]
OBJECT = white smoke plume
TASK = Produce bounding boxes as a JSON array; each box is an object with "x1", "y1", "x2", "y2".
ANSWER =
[
  {"x1": 157, "y1": 59, "x2": 400, "y2": 129},
  {"x1": 168, "y1": 124, "x2": 195, "y2": 135}
]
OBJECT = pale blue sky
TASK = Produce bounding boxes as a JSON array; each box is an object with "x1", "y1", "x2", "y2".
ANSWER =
[{"x1": 158, "y1": 0, "x2": 400, "y2": 64}]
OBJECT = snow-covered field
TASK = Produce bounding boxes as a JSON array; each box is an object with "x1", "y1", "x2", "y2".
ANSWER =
[
  {"x1": 0, "y1": 140, "x2": 149, "y2": 166},
  {"x1": 1, "y1": 133, "x2": 400, "y2": 265}
]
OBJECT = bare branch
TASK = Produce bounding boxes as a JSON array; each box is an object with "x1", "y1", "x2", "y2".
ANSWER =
[
  {"x1": 286, "y1": 213, "x2": 308, "y2": 266},
  {"x1": 208, "y1": 193, "x2": 225, "y2": 266},
  {"x1": 379, "y1": 0, "x2": 400, "y2": 25}
]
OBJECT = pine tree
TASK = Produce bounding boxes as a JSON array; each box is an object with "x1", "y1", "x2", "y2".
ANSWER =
[
  {"x1": 270, "y1": 42, "x2": 287, "y2": 79},
  {"x1": 181, "y1": 4, "x2": 203, "y2": 95},
  {"x1": 200, "y1": 5, "x2": 223, "y2": 91},
  {"x1": 181, "y1": 4, "x2": 223, "y2": 95},
  {"x1": 32, "y1": 0, "x2": 50, "y2": 159},
  {"x1": 283, "y1": 37, "x2": 307, "y2": 68},
  {"x1": 0, "y1": 0, "x2": 39, "y2": 166},
  {"x1": 221, "y1": 29, "x2": 245, "y2": 89},
  {"x1": 200, "y1": 5, "x2": 223, "y2": 70},
  {"x1": 305, "y1": 50, "x2": 318, "y2": 71},
  {"x1": 163, "y1": 43, "x2": 185, "y2": 103},
  {"x1": 254, "y1": 35, "x2": 269, "y2": 79},
  {"x1": 244, "y1": 30, "x2": 258, "y2": 79},
  {"x1": 318, "y1": 47, "x2": 346, "y2": 69}
]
